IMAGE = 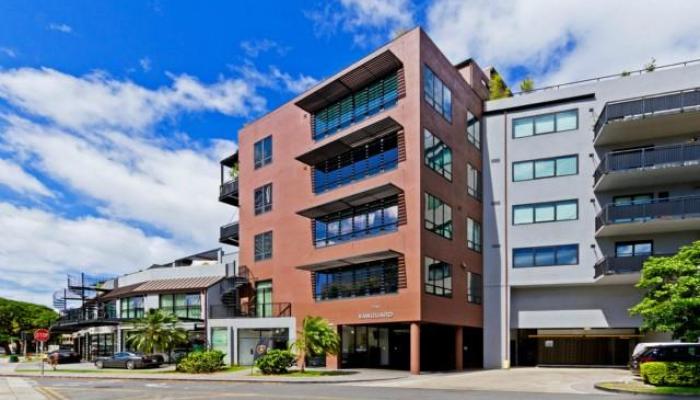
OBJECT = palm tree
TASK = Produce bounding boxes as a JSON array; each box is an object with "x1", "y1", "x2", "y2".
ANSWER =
[
  {"x1": 126, "y1": 309, "x2": 188, "y2": 361},
  {"x1": 292, "y1": 316, "x2": 340, "y2": 372}
]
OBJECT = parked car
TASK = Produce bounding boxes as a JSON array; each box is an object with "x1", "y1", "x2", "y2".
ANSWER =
[
  {"x1": 630, "y1": 343, "x2": 700, "y2": 375},
  {"x1": 46, "y1": 350, "x2": 81, "y2": 364},
  {"x1": 94, "y1": 352, "x2": 162, "y2": 369}
]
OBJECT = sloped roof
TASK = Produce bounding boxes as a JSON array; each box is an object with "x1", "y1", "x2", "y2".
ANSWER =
[{"x1": 100, "y1": 277, "x2": 222, "y2": 299}]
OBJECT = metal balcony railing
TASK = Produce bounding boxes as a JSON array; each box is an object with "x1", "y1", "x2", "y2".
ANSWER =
[
  {"x1": 219, "y1": 178, "x2": 239, "y2": 204},
  {"x1": 594, "y1": 142, "x2": 700, "y2": 183},
  {"x1": 208, "y1": 302, "x2": 292, "y2": 319},
  {"x1": 594, "y1": 253, "x2": 673, "y2": 278},
  {"x1": 595, "y1": 195, "x2": 700, "y2": 231},
  {"x1": 219, "y1": 222, "x2": 239, "y2": 245},
  {"x1": 594, "y1": 87, "x2": 700, "y2": 137},
  {"x1": 55, "y1": 306, "x2": 119, "y2": 325}
]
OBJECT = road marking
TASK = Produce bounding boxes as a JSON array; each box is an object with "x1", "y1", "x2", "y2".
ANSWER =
[{"x1": 36, "y1": 386, "x2": 69, "y2": 400}]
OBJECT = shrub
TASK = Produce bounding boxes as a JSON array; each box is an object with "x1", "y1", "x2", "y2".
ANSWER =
[
  {"x1": 255, "y1": 349, "x2": 296, "y2": 375},
  {"x1": 176, "y1": 350, "x2": 225, "y2": 374},
  {"x1": 8, "y1": 355, "x2": 19, "y2": 363},
  {"x1": 641, "y1": 362, "x2": 700, "y2": 387}
]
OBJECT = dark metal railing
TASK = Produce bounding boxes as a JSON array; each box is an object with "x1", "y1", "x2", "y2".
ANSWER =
[
  {"x1": 208, "y1": 302, "x2": 292, "y2": 319},
  {"x1": 219, "y1": 178, "x2": 239, "y2": 199},
  {"x1": 595, "y1": 142, "x2": 700, "y2": 182},
  {"x1": 594, "y1": 87, "x2": 700, "y2": 136},
  {"x1": 55, "y1": 305, "x2": 119, "y2": 325},
  {"x1": 594, "y1": 253, "x2": 673, "y2": 278},
  {"x1": 219, "y1": 222, "x2": 239, "y2": 244},
  {"x1": 596, "y1": 195, "x2": 700, "y2": 231}
]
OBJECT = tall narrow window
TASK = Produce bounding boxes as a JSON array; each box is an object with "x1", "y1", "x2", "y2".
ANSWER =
[
  {"x1": 424, "y1": 257, "x2": 452, "y2": 297},
  {"x1": 254, "y1": 184, "x2": 272, "y2": 215},
  {"x1": 467, "y1": 164, "x2": 482, "y2": 200},
  {"x1": 467, "y1": 272, "x2": 482, "y2": 304},
  {"x1": 424, "y1": 129, "x2": 452, "y2": 180},
  {"x1": 256, "y1": 281, "x2": 272, "y2": 317},
  {"x1": 467, "y1": 218, "x2": 482, "y2": 252},
  {"x1": 425, "y1": 193, "x2": 453, "y2": 239},
  {"x1": 254, "y1": 231, "x2": 273, "y2": 261},
  {"x1": 254, "y1": 136, "x2": 273, "y2": 168},
  {"x1": 423, "y1": 65, "x2": 452, "y2": 122},
  {"x1": 467, "y1": 111, "x2": 481, "y2": 150}
]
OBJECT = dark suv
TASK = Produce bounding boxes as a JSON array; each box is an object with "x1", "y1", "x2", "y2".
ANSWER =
[{"x1": 630, "y1": 343, "x2": 700, "y2": 375}]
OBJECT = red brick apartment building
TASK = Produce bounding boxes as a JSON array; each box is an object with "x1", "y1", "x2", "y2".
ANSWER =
[{"x1": 218, "y1": 28, "x2": 488, "y2": 373}]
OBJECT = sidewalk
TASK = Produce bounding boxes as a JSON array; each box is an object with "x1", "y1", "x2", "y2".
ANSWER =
[{"x1": 0, "y1": 377, "x2": 46, "y2": 400}]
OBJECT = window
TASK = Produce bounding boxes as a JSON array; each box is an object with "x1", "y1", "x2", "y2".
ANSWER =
[
  {"x1": 312, "y1": 72, "x2": 399, "y2": 140},
  {"x1": 424, "y1": 65, "x2": 452, "y2": 122},
  {"x1": 254, "y1": 136, "x2": 272, "y2": 168},
  {"x1": 612, "y1": 193, "x2": 653, "y2": 223},
  {"x1": 254, "y1": 231, "x2": 273, "y2": 261},
  {"x1": 467, "y1": 164, "x2": 482, "y2": 200},
  {"x1": 314, "y1": 259, "x2": 399, "y2": 300},
  {"x1": 314, "y1": 196, "x2": 398, "y2": 247},
  {"x1": 467, "y1": 111, "x2": 481, "y2": 150},
  {"x1": 313, "y1": 132, "x2": 399, "y2": 193},
  {"x1": 513, "y1": 200, "x2": 578, "y2": 225},
  {"x1": 254, "y1": 184, "x2": 272, "y2": 215},
  {"x1": 425, "y1": 257, "x2": 452, "y2": 297},
  {"x1": 256, "y1": 281, "x2": 272, "y2": 317},
  {"x1": 120, "y1": 296, "x2": 144, "y2": 319},
  {"x1": 424, "y1": 193, "x2": 453, "y2": 239},
  {"x1": 512, "y1": 110, "x2": 578, "y2": 138},
  {"x1": 467, "y1": 218, "x2": 482, "y2": 252},
  {"x1": 513, "y1": 244, "x2": 579, "y2": 268},
  {"x1": 467, "y1": 272, "x2": 482, "y2": 304},
  {"x1": 615, "y1": 241, "x2": 653, "y2": 257},
  {"x1": 159, "y1": 293, "x2": 201, "y2": 319},
  {"x1": 424, "y1": 129, "x2": 452, "y2": 180},
  {"x1": 513, "y1": 155, "x2": 578, "y2": 181}
]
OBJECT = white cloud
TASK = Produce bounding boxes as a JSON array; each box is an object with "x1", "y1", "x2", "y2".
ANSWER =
[
  {"x1": 240, "y1": 39, "x2": 290, "y2": 58},
  {"x1": 0, "y1": 158, "x2": 53, "y2": 197},
  {"x1": 139, "y1": 57, "x2": 152, "y2": 72},
  {"x1": 0, "y1": 67, "x2": 267, "y2": 131},
  {"x1": 237, "y1": 64, "x2": 318, "y2": 95},
  {"x1": 0, "y1": 47, "x2": 16, "y2": 58},
  {"x1": 426, "y1": 0, "x2": 700, "y2": 86},
  {"x1": 47, "y1": 23, "x2": 73, "y2": 33}
]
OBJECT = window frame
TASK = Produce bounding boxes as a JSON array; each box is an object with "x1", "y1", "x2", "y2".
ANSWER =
[
  {"x1": 467, "y1": 217, "x2": 482, "y2": 253},
  {"x1": 254, "y1": 183, "x2": 273, "y2": 215},
  {"x1": 424, "y1": 256, "x2": 452, "y2": 297},
  {"x1": 512, "y1": 154, "x2": 579, "y2": 182},
  {"x1": 423, "y1": 65, "x2": 452, "y2": 123},
  {"x1": 254, "y1": 231, "x2": 273, "y2": 261},
  {"x1": 512, "y1": 109, "x2": 579, "y2": 139},
  {"x1": 466, "y1": 110, "x2": 481, "y2": 150},
  {"x1": 423, "y1": 128, "x2": 453, "y2": 181},
  {"x1": 512, "y1": 244, "x2": 579, "y2": 268},
  {"x1": 119, "y1": 296, "x2": 145, "y2": 319},
  {"x1": 424, "y1": 192, "x2": 453, "y2": 240},
  {"x1": 159, "y1": 293, "x2": 201, "y2": 320},
  {"x1": 253, "y1": 136, "x2": 273, "y2": 169},
  {"x1": 467, "y1": 271, "x2": 482, "y2": 305},
  {"x1": 467, "y1": 163, "x2": 482, "y2": 201},
  {"x1": 615, "y1": 240, "x2": 653, "y2": 257},
  {"x1": 313, "y1": 259, "x2": 399, "y2": 301},
  {"x1": 313, "y1": 196, "x2": 399, "y2": 248},
  {"x1": 512, "y1": 199, "x2": 579, "y2": 225}
]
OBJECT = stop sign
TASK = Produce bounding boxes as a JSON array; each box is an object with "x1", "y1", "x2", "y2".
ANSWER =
[{"x1": 34, "y1": 329, "x2": 50, "y2": 343}]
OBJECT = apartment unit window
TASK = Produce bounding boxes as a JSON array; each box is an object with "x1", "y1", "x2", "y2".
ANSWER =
[
  {"x1": 424, "y1": 65, "x2": 452, "y2": 122},
  {"x1": 314, "y1": 259, "x2": 398, "y2": 301},
  {"x1": 424, "y1": 193, "x2": 453, "y2": 239},
  {"x1": 159, "y1": 293, "x2": 201, "y2": 319},
  {"x1": 314, "y1": 132, "x2": 399, "y2": 193},
  {"x1": 513, "y1": 200, "x2": 578, "y2": 225},
  {"x1": 254, "y1": 136, "x2": 272, "y2": 168},
  {"x1": 314, "y1": 196, "x2": 398, "y2": 247},
  {"x1": 425, "y1": 256, "x2": 452, "y2": 297},
  {"x1": 256, "y1": 281, "x2": 272, "y2": 317},
  {"x1": 513, "y1": 244, "x2": 579, "y2": 268},
  {"x1": 615, "y1": 241, "x2": 653, "y2": 257},
  {"x1": 467, "y1": 111, "x2": 481, "y2": 150},
  {"x1": 254, "y1": 231, "x2": 273, "y2": 261},
  {"x1": 120, "y1": 296, "x2": 144, "y2": 319},
  {"x1": 513, "y1": 110, "x2": 578, "y2": 138},
  {"x1": 312, "y1": 72, "x2": 399, "y2": 141},
  {"x1": 424, "y1": 129, "x2": 452, "y2": 180},
  {"x1": 513, "y1": 155, "x2": 578, "y2": 182},
  {"x1": 467, "y1": 272, "x2": 482, "y2": 304},
  {"x1": 467, "y1": 218, "x2": 482, "y2": 252},
  {"x1": 254, "y1": 183, "x2": 272, "y2": 215},
  {"x1": 467, "y1": 164, "x2": 482, "y2": 200}
]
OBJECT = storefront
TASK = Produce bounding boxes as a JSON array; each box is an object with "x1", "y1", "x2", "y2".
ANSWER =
[
  {"x1": 340, "y1": 323, "x2": 410, "y2": 370},
  {"x1": 237, "y1": 328, "x2": 289, "y2": 366}
]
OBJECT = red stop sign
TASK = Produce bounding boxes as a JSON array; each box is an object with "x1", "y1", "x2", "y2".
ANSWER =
[{"x1": 34, "y1": 329, "x2": 50, "y2": 343}]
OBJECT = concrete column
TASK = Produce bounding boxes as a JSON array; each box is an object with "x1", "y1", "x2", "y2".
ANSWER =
[
  {"x1": 410, "y1": 322, "x2": 420, "y2": 375},
  {"x1": 455, "y1": 326, "x2": 463, "y2": 370},
  {"x1": 326, "y1": 354, "x2": 339, "y2": 370}
]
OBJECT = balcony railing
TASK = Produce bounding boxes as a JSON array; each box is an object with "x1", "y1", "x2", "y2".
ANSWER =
[
  {"x1": 219, "y1": 222, "x2": 239, "y2": 246},
  {"x1": 219, "y1": 178, "x2": 239, "y2": 206},
  {"x1": 54, "y1": 306, "x2": 119, "y2": 326},
  {"x1": 596, "y1": 195, "x2": 700, "y2": 231},
  {"x1": 594, "y1": 87, "x2": 700, "y2": 137},
  {"x1": 208, "y1": 303, "x2": 292, "y2": 319},
  {"x1": 594, "y1": 253, "x2": 673, "y2": 278},
  {"x1": 595, "y1": 142, "x2": 700, "y2": 183}
]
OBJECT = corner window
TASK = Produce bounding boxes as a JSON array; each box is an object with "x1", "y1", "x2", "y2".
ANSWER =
[
  {"x1": 254, "y1": 231, "x2": 273, "y2": 261},
  {"x1": 513, "y1": 244, "x2": 579, "y2": 268},
  {"x1": 467, "y1": 218, "x2": 482, "y2": 252},
  {"x1": 467, "y1": 111, "x2": 481, "y2": 150},
  {"x1": 424, "y1": 256, "x2": 452, "y2": 297},
  {"x1": 423, "y1": 65, "x2": 452, "y2": 122},
  {"x1": 512, "y1": 110, "x2": 578, "y2": 138},
  {"x1": 424, "y1": 129, "x2": 452, "y2": 181},
  {"x1": 467, "y1": 272, "x2": 482, "y2": 304},
  {"x1": 424, "y1": 193, "x2": 453, "y2": 239},
  {"x1": 254, "y1": 136, "x2": 272, "y2": 169},
  {"x1": 254, "y1": 183, "x2": 272, "y2": 215}
]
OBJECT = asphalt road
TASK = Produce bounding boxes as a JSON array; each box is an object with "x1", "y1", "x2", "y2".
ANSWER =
[{"x1": 29, "y1": 377, "x2": 678, "y2": 400}]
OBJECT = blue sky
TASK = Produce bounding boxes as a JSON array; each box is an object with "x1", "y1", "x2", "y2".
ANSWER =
[{"x1": 0, "y1": 0, "x2": 698, "y2": 306}]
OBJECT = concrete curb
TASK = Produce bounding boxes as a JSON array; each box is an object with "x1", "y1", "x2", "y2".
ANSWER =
[
  {"x1": 594, "y1": 382, "x2": 699, "y2": 397},
  {"x1": 0, "y1": 372, "x2": 406, "y2": 385}
]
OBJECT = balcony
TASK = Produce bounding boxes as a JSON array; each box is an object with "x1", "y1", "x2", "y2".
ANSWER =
[
  {"x1": 51, "y1": 306, "x2": 120, "y2": 332},
  {"x1": 594, "y1": 142, "x2": 700, "y2": 191},
  {"x1": 595, "y1": 195, "x2": 700, "y2": 237},
  {"x1": 594, "y1": 253, "x2": 672, "y2": 279},
  {"x1": 219, "y1": 222, "x2": 239, "y2": 246},
  {"x1": 208, "y1": 302, "x2": 292, "y2": 319},
  {"x1": 219, "y1": 178, "x2": 239, "y2": 206},
  {"x1": 594, "y1": 87, "x2": 700, "y2": 146}
]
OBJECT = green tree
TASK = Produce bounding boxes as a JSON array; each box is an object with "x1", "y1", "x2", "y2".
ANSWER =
[
  {"x1": 519, "y1": 77, "x2": 535, "y2": 92},
  {"x1": 0, "y1": 297, "x2": 58, "y2": 354},
  {"x1": 630, "y1": 241, "x2": 700, "y2": 342},
  {"x1": 126, "y1": 309, "x2": 188, "y2": 359},
  {"x1": 489, "y1": 71, "x2": 512, "y2": 100},
  {"x1": 292, "y1": 316, "x2": 340, "y2": 372},
  {"x1": 645, "y1": 57, "x2": 657, "y2": 72}
]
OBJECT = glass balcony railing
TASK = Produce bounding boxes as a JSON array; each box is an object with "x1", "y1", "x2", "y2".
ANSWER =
[
  {"x1": 596, "y1": 195, "x2": 700, "y2": 231},
  {"x1": 595, "y1": 142, "x2": 700, "y2": 183}
]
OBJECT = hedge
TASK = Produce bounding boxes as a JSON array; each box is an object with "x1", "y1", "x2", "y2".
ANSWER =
[
  {"x1": 641, "y1": 362, "x2": 700, "y2": 387},
  {"x1": 176, "y1": 350, "x2": 225, "y2": 373},
  {"x1": 255, "y1": 349, "x2": 296, "y2": 375}
]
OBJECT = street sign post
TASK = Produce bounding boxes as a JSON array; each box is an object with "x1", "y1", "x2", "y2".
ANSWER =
[{"x1": 34, "y1": 329, "x2": 49, "y2": 376}]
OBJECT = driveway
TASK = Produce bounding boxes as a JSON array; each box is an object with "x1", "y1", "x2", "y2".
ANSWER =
[{"x1": 355, "y1": 367, "x2": 632, "y2": 394}]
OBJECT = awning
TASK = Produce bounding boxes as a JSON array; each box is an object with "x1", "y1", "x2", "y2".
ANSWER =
[
  {"x1": 297, "y1": 183, "x2": 402, "y2": 219},
  {"x1": 220, "y1": 152, "x2": 238, "y2": 167},
  {"x1": 101, "y1": 276, "x2": 223, "y2": 299},
  {"x1": 296, "y1": 250, "x2": 402, "y2": 271},
  {"x1": 296, "y1": 116, "x2": 402, "y2": 165}
]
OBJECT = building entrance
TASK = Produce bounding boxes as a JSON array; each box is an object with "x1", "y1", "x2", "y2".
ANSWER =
[{"x1": 340, "y1": 324, "x2": 410, "y2": 370}]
